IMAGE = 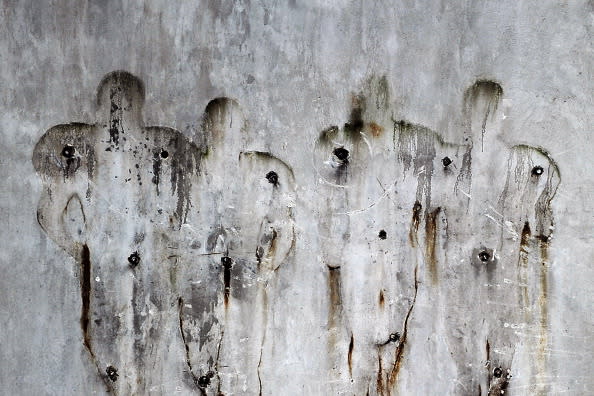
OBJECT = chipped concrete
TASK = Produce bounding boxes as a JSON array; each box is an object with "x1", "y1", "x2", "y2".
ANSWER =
[{"x1": 1, "y1": 1, "x2": 593, "y2": 395}]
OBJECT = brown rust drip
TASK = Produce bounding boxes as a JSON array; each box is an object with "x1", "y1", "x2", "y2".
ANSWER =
[
  {"x1": 409, "y1": 201, "x2": 422, "y2": 247},
  {"x1": 327, "y1": 266, "x2": 342, "y2": 325},
  {"x1": 379, "y1": 290, "x2": 385, "y2": 308},
  {"x1": 376, "y1": 352, "x2": 384, "y2": 395},
  {"x1": 518, "y1": 222, "x2": 532, "y2": 309},
  {"x1": 536, "y1": 240, "x2": 550, "y2": 392},
  {"x1": 520, "y1": 222, "x2": 531, "y2": 252},
  {"x1": 369, "y1": 122, "x2": 384, "y2": 137},
  {"x1": 424, "y1": 207, "x2": 441, "y2": 284},
  {"x1": 387, "y1": 266, "x2": 419, "y2": 389}
]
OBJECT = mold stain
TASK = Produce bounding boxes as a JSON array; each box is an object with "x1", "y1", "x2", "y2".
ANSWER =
[
  {"x1": 152, "y1": 150, "x2": 161, "y2": 194},
  {"x1": 108, "y1": 85, "x2": 122, "y2": 148},
  {"x1": 424, "y1": 207, "x2": 441, "y2": 284},
  {"x1": 64, "y1": 156, "x2": 81, "y2": 179}
]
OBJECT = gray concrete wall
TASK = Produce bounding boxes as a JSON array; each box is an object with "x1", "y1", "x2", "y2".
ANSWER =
[{"x1": 1, "y1": 1, "x2": 592, "y2": 395}]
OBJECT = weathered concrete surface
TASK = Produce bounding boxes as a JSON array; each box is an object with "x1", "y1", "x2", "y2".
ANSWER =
[{"x1": 1, "y1": 1, "x2": 593, "y2": 395}]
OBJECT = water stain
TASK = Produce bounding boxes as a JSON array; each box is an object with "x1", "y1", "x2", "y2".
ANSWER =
[
  {"x1": 409, "y1": 201, "x2": 422, "y2": 247},
  {"x1": 327, "y1": 265, "x2": 342, "y2": 328},
  {"x1": 463, "y1": 80, "x2": 503, "y2": 151},
  {"x1": 424, "y1": 207, "x2": 441, "y2": 284},
  {"x1": 343, "y1": 95, "x2": 365, "y2": 138}
]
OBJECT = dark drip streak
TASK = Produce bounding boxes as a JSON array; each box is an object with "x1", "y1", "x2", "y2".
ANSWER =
[
  {"x1": 177, "y1": 297, "x2": 200, "y2": 387},
  {"x1": 80, "y1": 244, "x2": 92, "y2": 355},
  {"x1": 388, "y1": 265, "x2": 419, "y2": 386},
  {"x1": 223, "y1": 260, "x2": 232, "y2": 306}
]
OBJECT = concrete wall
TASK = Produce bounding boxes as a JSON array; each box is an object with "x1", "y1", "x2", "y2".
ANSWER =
[{"x1": 1, "y1": 1, "x2": 592, "y2": 395}]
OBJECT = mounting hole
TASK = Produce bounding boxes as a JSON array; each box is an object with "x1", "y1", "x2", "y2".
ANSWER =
[
  {"x1": 266, "y1": 171, "x2": 278, "y2": 185},
  {"x1": 197, "y1": 375, "x2": 211, "y2": 388},
  {"x1": 531, "y1": 166, "x2": 543, "y2": 176},
  {"x1": 128, "y1": 252, "x2": 140, "y2": 267},
  {"x1": 493, "y1": 367, "x2": 503, "y2": 378},
  {"x1": 442, "y1": 156, "x2": 452, "y2": 167},
  {"x1": 333, "y1": 147, "x2": 349, "y2": 161},
  {"x1": 378, "y1": 230, "x2": 387, "y2": 240},
  {"x1": 389, "y1": 332, "x2": 400, "y2": 342},
  {"x1": 61, "y1": 144, "x2": 75, "y2": 158},
  {"x1": 160, "y1": 150, "x2": 169, "y2": 159},
  {"x1": 105, "y1": 366, "x2": 119, "y2": 382},
  {"x1": 478, "y1": 250, "x2": 491, "y2": 263}
]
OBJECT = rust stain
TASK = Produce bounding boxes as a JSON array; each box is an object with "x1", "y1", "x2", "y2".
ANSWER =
[
  {"x1": 368, "y1": 121, "x2": 384, "y2": 137},
  {"x1": 518, "y1": 222, "x2": 531, "y2": 309},
  {"x1": 409, "y1": 201, "x2": 422, "y2": 247},
  {"x1": 376, "y1": 352, "x2": 384, "y2": 395},
  {"x1": 327, "y1": 266, "x2": 342, "y2": 328},
  {"x1": 379, "y1": 290, "x2": 385, "y2": 308},
  {"x1": 536, "y1": 240, "x2": 550, "y2": 391},
  {"x1": 387, "y1": 266, "x2": 419, "y2": 390},
  {"x1": 424, "y1": 207, "x2": 441, "y2": 284},
  {"x1": 348, "y1": 335, "x2": 354, "y2": 378}
]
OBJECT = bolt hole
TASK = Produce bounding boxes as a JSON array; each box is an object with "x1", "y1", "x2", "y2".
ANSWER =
[
  {"x1": 333, "y1": 147, "x2": 349, "y2": 161},
  {"x1": 266, "y1": 171, "x2": 278, "y2": 185},
  {"x1": 531, "y1": 166, "x2": 543, "y2": 176},
  {"x1": 160, "y1": 150, "x2": 169, "y2": 159},
  {"x1": 128, "y1": 252, "x2": 140, "y2": 267},
  {"x1": 106, "y1": 366, "x2": 119, "y2": 382},
  {"x1": 442, "y1": 156, "x2": 452, "y2": 167},
  {"x1": 389, "y1": 332, "x2": 400, "y2": 342},
  {"x1": 197, "y1": 374, "x2": 211, "y2": 387},
  {"x1": 478, "y1": 251, "x2": 491, "y2": 262},
  {"x1": 378, "y1": 230, "x2": 387, "y2": 240},
  {"x1": 61, "y1": 144, "x2": 75, "y2": 158},
  {"x1": 493, "y1": 367, "x2": 503, "y2": 378}
]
